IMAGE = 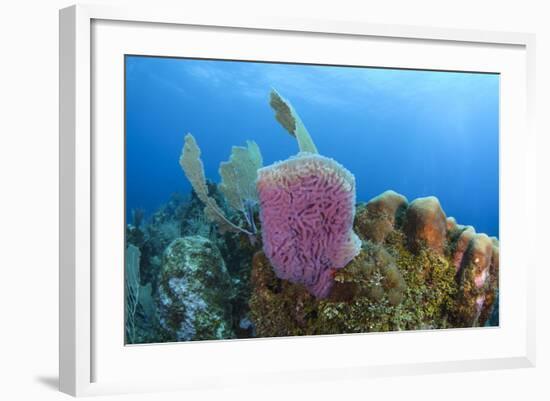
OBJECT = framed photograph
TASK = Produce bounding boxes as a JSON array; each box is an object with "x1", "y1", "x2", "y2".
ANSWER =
[{"x1": 59, "y1": 4, "x2": 536, "y2": 396}]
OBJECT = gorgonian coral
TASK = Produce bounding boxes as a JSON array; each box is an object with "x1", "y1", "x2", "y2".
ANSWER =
[
  {"x1": 179, "y1": 133, "x2": 262, "y2": 238},
  {"x1": 219, "y1": 141, "x2": 263, "y2": 235},
  {"x1": 269, "y1": 89, "x2": 318, "y2": 154}
]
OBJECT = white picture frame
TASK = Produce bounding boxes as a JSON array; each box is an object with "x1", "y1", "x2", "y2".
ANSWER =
[{"x1": 59, "y1": 3, "x2": 536, "y2": 397}]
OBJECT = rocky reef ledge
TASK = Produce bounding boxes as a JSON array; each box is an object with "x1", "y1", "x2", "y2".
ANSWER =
[{"x1": 250, "y1": 190, "x2": 499, "y2": 337}]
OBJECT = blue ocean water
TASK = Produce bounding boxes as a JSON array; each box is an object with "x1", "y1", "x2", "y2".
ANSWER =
[{"x1": 126, "y1": 56, "x2": 499, "y2": 237}]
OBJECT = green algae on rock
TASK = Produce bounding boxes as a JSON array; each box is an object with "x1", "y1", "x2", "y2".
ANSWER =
[
  {"x1": 249, "y1": 235, "x2": 456, "y2": 337},
  {"x1": 158, "y1": 236, "x2": 235, "y2": 341}
]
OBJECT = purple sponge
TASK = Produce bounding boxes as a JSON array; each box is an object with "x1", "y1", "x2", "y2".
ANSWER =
[{"x1": 257, "y1": 153, "x2": 361, "y2": 298}]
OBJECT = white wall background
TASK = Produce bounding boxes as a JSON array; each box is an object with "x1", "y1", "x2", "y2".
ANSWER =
[{"x1": 0, "y1": 0, "x2": 547, "y2": 399}]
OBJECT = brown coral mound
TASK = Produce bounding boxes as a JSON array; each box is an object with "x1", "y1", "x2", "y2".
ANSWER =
[
  {"x1": 354, "y1": 190, "x2": 408, "y2": 243},
  {"x1": 452, "y1": 226, "x2": 476, "y2": 271},
  {"x1": 450, "y1": 233, "x2": 498, "y2": 327},
  {"x1": 403, "y1": 196, "x2": 447, "y2": 255},
  {"x1": 249, "y1": 190, "x2": 500, "y2": 336}
]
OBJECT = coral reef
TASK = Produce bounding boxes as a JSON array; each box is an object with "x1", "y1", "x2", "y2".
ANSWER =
[
  {"x1": 257, "y1": 153, "x2": 362, "y2": 298},
  {"x1": 249, "y1": 190, "x2": 499, "y2": 336},
  {"x1": 158, "y1": 236, "x2": 235, "y2": 341},
  {"x1": 125, "y1": 89, "x2": 499, "y2": 343}
]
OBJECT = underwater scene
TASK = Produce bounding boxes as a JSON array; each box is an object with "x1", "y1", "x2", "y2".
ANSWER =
[{"x1": 125, "y1": 55, "x2": 500, "y2": 344}]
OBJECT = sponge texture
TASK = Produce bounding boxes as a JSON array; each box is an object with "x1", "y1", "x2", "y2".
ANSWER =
[{"x1": 257, "y1": 152, "x2": 361, "y2": 298}]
